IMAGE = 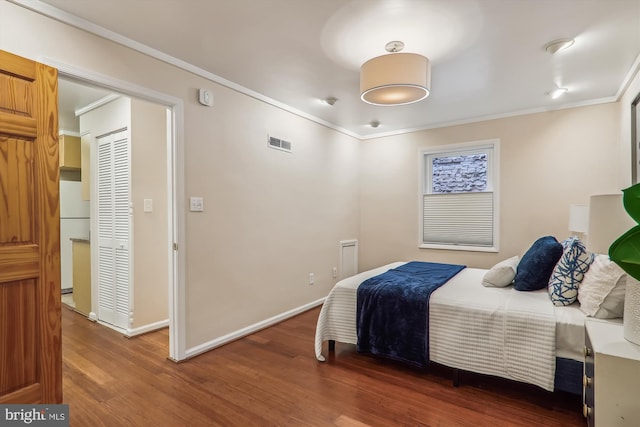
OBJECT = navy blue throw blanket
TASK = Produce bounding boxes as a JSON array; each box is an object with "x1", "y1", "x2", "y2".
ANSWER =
[{"x1": 356, "y1": 262, "x2": 466, "y2": 368}]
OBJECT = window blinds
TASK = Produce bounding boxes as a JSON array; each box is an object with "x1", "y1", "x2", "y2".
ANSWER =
[{"x1": 423, "y1": 192, "x2": 494, "y2": 246}]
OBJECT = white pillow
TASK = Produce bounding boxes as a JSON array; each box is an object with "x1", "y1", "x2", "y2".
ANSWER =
[
  {"x1": 578, "y1": 254, "x2": 626, "y2": 318},
  {"x1": 595, "y1": 275, "x2": 632, "y2": 318},
  {"x1": 482, "y1": 256, "x2": 519, "y2": 287}
]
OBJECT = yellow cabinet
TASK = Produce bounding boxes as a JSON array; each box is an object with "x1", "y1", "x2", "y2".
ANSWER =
[
  {"x1": 72, "y1": 239, "x2": 91, "y2": 316},
  {"x1": 59, "y1": 134, "x2": 81, "y2": 170}
]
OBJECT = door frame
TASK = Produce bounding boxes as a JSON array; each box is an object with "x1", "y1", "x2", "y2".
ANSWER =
[{"x1": 43, "y1": 57, "x2": 186, "y2": 362}]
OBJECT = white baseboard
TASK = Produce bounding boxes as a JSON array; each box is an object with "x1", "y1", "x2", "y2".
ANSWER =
[
  {"x1": 185, "y1": 297, "x2": 325, "y2": 359},
  {"x1": 126, "y1": 319, "x2": 170, "y2": 337},
  {"x1": 94, "y1": 318, "x2": 169, "y2": 337}
]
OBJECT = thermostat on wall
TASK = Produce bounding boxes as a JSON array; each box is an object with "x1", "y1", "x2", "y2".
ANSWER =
[
  {"x1": 198, "y1": 88, "x2": 213, "y2": 106},
  {"x1": 190, "y1": 196, "x2": 204, "y2": 212}
]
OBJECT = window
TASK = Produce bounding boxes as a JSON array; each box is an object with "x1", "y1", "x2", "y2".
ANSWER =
[{"x1": 420, "y1": 140, "x2": 499, "y2": 251}]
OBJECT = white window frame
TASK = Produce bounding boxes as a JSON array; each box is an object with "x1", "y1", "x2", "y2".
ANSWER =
[{"x1": 419, "y1": 139, "x2": 500, "y2": 252}]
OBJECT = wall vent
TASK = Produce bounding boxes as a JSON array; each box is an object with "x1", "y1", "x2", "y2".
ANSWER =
[{"x1": 268, "y1": 135, "x2": 292, "y2": 153}]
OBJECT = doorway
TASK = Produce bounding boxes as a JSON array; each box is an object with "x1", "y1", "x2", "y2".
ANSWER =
[{"x1": 55, "y1": 65, "x2": 183, "y2": 361}]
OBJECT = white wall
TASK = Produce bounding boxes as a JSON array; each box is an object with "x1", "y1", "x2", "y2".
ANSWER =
[
  {"x1": 0, "y1": 1, "x2": 360, "y2": 350},
  {"x1": 359, "y1": 103, "x2": 623, "y2": 271},
  {"x1": 184, "y1": 93, "x2": 360, "y2": 346},
  {"x1": 130, "y1": 98, "x2": 170, "y2": 329}
]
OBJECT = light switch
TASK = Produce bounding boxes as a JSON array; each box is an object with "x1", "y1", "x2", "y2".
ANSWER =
[
  {"x1": 143, "y1": 199, "x2": 153, "y2": 212},
  {"x1": 190, "y1": 196, "x2": 204, "y2": 212}
]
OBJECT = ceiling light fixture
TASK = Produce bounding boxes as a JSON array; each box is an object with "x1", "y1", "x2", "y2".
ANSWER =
[
  {"x1": 549, "y1": 87, "x2": 568, "y2": 99},
  {"x1": 360, "y1": 41, "x2": 431, "y2": 106},
  {"x1": 544, "y1": 38, "x2": 575, "y2": 55},
  {"x1": 322, "y1": 96, "x2": 338, "y2": 106}
]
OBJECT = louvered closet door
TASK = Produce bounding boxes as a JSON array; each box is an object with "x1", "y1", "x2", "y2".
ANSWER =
[{"x1": 96, "y1": 129, "x2": 131, "y2": 330}]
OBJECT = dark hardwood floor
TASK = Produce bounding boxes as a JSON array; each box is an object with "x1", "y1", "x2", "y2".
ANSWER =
[{"x1": 62, "y1": 305, "x2": 585, "y2": 426}]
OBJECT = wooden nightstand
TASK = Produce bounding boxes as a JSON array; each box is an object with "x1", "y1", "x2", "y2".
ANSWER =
[{"x1": 583, "y1": 318, "x2": 640, "y2": 426}]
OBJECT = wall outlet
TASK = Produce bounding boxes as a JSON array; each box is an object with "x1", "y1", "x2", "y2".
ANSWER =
[
  {"x1": 308, "y1": 273, "x2": 314, "y2": 285},
  {"x1": 332, "y1": 267, "x2": 338, "y2": 278}
]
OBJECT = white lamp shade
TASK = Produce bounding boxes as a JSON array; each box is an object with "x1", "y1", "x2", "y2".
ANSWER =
[
  {"x1": 360, "y1": 53, "x2": 431, "y2": 106},
  {"x1": 587, "y1": 194, "x2": 636, "y2": 254},
  {"x1": 568, "y1": 204, "x2": 589, "y2": 234}
]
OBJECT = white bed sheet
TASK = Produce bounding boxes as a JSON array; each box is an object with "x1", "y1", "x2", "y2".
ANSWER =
[
  {"x1": 314, "y1": 262, "x2": 587, "y2": 391},
  {"x1": 554, "y1": 303, "x2": 587, "y2": 361},
  {"x1": 428, "y1": 267, "x2": 557, "y2": 391}
]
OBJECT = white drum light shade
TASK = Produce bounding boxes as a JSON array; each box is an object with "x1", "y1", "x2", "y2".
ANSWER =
[{"x1": 360, "y1": 53, "x2": 431, "y2": 106}]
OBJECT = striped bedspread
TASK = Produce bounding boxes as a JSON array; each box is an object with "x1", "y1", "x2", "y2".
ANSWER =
[
  {"x1": 314, "y1": 262, "x2": 405, "y2": 361},
  {"x1": 315, "y1": 262, "x2": 557, "y2": 391},
  {"x1": 429, "y1": 268, "x2": 557, "y2": 391}
]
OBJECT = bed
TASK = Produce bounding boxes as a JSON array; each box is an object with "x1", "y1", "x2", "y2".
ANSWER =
[{"x1": 314, "y1": 261, "x2": 587, "y2": 394}]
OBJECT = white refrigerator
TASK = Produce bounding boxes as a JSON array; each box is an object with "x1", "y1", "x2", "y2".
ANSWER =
[{"x1": 60, "y1": 180, "x2": 90, "y2": 291}]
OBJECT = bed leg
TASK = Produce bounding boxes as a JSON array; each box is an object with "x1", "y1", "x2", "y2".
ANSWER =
[
  {"x1": 328, "y1": 340, "x2": 335, "y2": 352},
  {"x1": 453, "y1": 369, "x2": 460, "y2": 387}
]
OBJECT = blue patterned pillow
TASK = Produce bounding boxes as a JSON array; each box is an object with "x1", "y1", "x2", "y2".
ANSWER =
[
  {"x1": 548, "y1": 237, "x2": 594, "y2": 306},
  {"x1": 514, "y1": 236, "x2": 564, "y2": 291}
]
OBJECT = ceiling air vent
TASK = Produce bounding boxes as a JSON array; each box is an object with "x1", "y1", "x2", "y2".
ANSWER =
[{"x1": 268, "y1": 135, "x2": 292, "y2": 153}]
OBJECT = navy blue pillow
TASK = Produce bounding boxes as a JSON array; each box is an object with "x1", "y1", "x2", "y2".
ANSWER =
[{"x1": 514, "y1": 236, "x2": 563, "y2": 291}]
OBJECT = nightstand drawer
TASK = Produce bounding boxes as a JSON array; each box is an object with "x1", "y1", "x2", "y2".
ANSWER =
[
  {"x1": 583, "y1": 330, "x2": 594, "y2": 426},
  {"x1": 585, "y1": 319, "x2": 640, "y2": 426}
]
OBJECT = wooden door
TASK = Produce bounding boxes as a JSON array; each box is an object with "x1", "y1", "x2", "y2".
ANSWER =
[{"x1": 0, "y1": 50, "x2": 62, "y2": 403}]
